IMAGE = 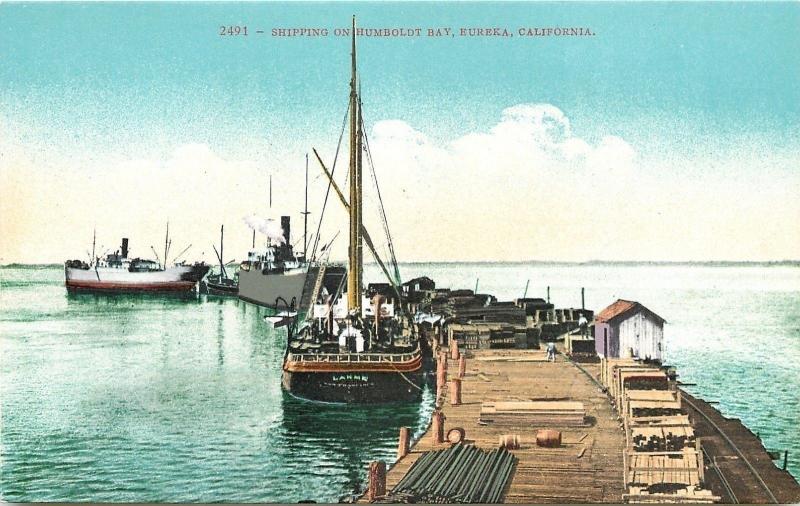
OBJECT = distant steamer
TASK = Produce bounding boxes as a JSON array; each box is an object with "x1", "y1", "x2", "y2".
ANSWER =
[{"x1": 65, "y1": 233, "x2": 208, "y2": 294}]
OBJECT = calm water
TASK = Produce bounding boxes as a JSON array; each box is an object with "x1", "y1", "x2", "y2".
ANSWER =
[{"x1": 1, "y1": 263, "x2": 798, "y2": 501}]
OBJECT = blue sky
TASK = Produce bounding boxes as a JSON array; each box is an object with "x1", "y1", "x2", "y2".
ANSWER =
[{"x1": 1, "y1": 2, "x2": 799, "y2": 263}]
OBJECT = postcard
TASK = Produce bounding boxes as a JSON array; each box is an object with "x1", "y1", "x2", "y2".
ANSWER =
[{"x1": 1, "y1": 1, "x2": 798, "y2": 504}]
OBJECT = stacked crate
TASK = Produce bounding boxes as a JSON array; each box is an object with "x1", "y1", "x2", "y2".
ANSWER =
[{"x1": 599, "y1": 358, "x2": 720, "y2": 503}]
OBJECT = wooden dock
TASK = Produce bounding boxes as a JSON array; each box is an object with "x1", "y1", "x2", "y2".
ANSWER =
[{"x1": 374, "y1": 349, "x2": 627, "y2": 503}]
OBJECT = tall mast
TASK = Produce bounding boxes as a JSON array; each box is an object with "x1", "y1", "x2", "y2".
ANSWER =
[
  {"x1": 164, "y1": 221, "x2": 169, "y2": 269},
  {"x1": 347, "y1": 15, "x2": 363, "y2": 312},
  {"x1": 303, "y1": 153, "x2": 310, "y2": 259},
  {"x1": 220, "y1": 224, "x2": 225, "y2": 278},
  {"x1": 91, "y1": 227, "x2": 96, "y2": 265}
]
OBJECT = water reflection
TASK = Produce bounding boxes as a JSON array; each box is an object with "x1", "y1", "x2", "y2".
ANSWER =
[
  {"x1": 65, "y1": 291, "x2": 201, "y2": 307},
  {"x1": 280, "y1": 389, "x2": 434, "y2": 499}
]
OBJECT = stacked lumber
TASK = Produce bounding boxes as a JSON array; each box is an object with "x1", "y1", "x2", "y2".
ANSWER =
[
  {"x1": 628, "y1": 414, "x2": 691, "y2": 428},
  {"x1": 614, "y1": 369, "x2": 670, "y2": 410},
  {"x1": 451, "y1": 305, "x2": 527, "y2": 325},
  {"x1": 600, "y1": 357, "x2": 718, "y2": 502},
  {"x1": 624, "y1": 446, "x2": 705, "y2": 487},
  {"x1": 628, "y1": 399, "x2": 682, "y2": 419},
  {"x1": 480, "y1": 401, "x2": 586, "y2": 427},
  {"x1": 628, "y1": 425, "x2": 696, "y2": 452},
  {"x1": 601, "y1": 358, "x2": 641, "y2": 387},
  {"x1": 625, "y1": 486, "x2": 719, "y2": 504},
  {"x1": 448, "y1": 323, "x2": 537, "y2": 350}
]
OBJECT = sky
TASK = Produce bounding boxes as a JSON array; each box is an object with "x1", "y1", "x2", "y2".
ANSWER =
[{"x1": 1, "y1": 1, "x2": 799, "y2": 264}]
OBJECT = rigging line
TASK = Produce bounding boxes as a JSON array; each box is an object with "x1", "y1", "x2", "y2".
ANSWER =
[
  {"x1": 388, "y1": 361, "x2": 424, "y2": 391},
  {"x1": 360, "y1": 105, "x2": 402, "y2": 285},
  {"x1": 311, "y1": 103, "x2": 350, "y2": 262}
]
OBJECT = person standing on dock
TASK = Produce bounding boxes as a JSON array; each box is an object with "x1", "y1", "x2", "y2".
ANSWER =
[
  {"x1": 578, "y1": 314, "x2": 589, "y2": 337},
  {"x1": 546, "y1": 342, "x2": 556, "y2": 362}
]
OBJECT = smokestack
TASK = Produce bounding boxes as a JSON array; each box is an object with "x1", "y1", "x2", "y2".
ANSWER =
[
  {"x1": 121, "y1": 238, "x2": 129, "y2": 259},
  {"x1": 281, "y1": 216, "x2": 290, "y2": 248}
]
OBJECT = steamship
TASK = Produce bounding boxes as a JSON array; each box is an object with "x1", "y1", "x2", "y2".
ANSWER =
[
  {"x1": 65, "y1": 237, "x2": 209, "y2": 294},
  {"x1": 281, "y1": 17, "x2": 429, "y2": 404},
  {"x1": 237, "y1": 215, "x2": 346, "y2": 310}
]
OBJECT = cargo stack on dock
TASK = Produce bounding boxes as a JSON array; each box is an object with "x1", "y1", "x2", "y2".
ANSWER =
[
  {"x1": 360, "y1": 341, "x2": 628, "y2": 502},
  {"x1": 354, "y1": 291, "x2": 800, "y2": 504},
  {"x1": 601, "y1": 357, "x2": 719, "y2": 503}
]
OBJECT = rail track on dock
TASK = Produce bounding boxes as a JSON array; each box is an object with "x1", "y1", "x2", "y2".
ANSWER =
[{"x1": 680, "y1": 391, "x2": 799, "y2": 504}]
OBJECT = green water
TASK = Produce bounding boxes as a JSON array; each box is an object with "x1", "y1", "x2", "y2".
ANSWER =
[
  {"x1": 1, "y1": 263, "x2": 798, "y2": 501},
  {"x1": 0, "y1": 266, "x2": 433, "y2": 502}
]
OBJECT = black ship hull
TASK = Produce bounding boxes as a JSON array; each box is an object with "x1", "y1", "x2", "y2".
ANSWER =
[
  {"x1": 282, "y1": 369, "x2": 425, "y2": 404},
  {"x1": 206, "y1": 281, "x2": 238, "y2": 296}
]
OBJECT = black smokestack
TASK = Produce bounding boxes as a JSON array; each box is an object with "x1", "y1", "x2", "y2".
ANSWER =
[
  {"x1": 121, "y1": 238, "x2": 129, "y2": 259},
  {"x1": 281, "y1": 216, "x2": 290, "y2": 247}
]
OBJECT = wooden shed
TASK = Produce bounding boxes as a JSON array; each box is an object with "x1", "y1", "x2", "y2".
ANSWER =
[{"x1": 594, "y1": 299, "x2": 666, "y2": 362}]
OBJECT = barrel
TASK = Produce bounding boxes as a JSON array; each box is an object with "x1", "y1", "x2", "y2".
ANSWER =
[
  {"x1": 446, "y1": 427, "x2": 465, "y2": 444},
  {"x1": 535, "y1": 429, "x2": 562, "y2": 447},
  {"x1": 498, "y1": 434, "x2": 520, "y2": 449}
]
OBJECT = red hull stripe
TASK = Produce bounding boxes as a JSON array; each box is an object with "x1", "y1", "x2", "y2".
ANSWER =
[{"x1": 66, "y1": 279, "x2": 196, "y2": 293}]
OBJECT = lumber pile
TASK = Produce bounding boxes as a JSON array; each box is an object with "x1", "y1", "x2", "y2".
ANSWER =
[
  {"x1": 479, "y1": 401, "x2": 586, "y2": 427},
  {"x1": 624, "y1": 446, "x2": 705, "y2": 487},
  {"x1": 625, "y1": 486, "x2": 719, "y2": 504},
  {"x1": 628, "y1": 399, "x2": 682, "y2": 419},
  {"x1": 599, "y1": 357, "x2": 718, "y2": 503},
  {"x1": 448, "y1": 323, "x2": 538, "y2": 350},
  {"x1": 628, "y1": 425, "x2": 696, "y2": 452}
]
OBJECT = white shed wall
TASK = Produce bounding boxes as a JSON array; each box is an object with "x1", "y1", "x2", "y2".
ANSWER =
[{"x1": 617, "y1": 311, "x2": 663, "y2": 361}]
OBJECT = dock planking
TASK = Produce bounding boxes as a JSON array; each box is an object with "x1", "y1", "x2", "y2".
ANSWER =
[{"x1": 374, "y1": 349, "x2": 627, "y2": 503}]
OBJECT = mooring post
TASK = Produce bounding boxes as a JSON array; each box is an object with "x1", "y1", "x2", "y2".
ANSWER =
[
  {"x1": 458, "y1": 355, "x2": 466, "y2": 378},
  {"x1": 450, "y1": 378, "x2": 462, "y2": 405},
  {"x1": 436, "y1": 358, "x2": 447, "y2": 393},
  {"x1": 450, "y1": 338, "x2": 459, "y2": 360},
  {"x1": 432, "y1": 410, "x2": 445, "y2": 444},
  {"x1": 397, "y1": 427, "x2": 410, "y2": 459},
  {"x1": 366, "y1": 460, "x2": 386, "y2": 501},
  {"x1": 784, "y1": 450, "x2": 789, "y2": 471}
]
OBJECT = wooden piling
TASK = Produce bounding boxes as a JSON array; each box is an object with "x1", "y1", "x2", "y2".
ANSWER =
[
  {"x1": 450, "y1": 338, "x2": 460, "y2": 360},
  {"x1": 458, "y1": 355, "x2": 466, "y2": 378},
  {"x1": 397, "y1": 427, "x2": 410, "y2": 459},
  {"x1": 450, "y1": 378, "x2": 462, "y2": 405},
  {"x1": 366, "y1": 460, "x2": 386, "y2": 501},
  {"x1": 432, "y1": 410, "x2": 444, "y2": 444}
]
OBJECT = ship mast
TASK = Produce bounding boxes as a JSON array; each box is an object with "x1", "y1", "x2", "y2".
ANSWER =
[
  {"x1": 302, "y1": 153, "x2": 310, "y2": 259},
  {"x1": 347, "y1": 15, "x2": 363, "y2": 312}
]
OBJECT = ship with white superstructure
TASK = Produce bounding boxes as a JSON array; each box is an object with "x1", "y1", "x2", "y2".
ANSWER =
[{"x1": 64, "y1": 233, "x2": 209, "y2": 294}]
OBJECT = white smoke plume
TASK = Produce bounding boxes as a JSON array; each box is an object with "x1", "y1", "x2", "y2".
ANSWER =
[{"x1": 243, "y1": 214, "x2": 286, "y2": 245}]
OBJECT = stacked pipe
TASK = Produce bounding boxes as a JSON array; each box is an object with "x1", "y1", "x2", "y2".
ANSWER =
[{"x1": 382, "y1": 444, "x2": 517, "y2": 504}]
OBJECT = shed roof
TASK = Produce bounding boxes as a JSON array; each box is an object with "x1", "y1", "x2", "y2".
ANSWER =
[{"x1": 596, "y1": 299, "x2": 666, "y2": 324}]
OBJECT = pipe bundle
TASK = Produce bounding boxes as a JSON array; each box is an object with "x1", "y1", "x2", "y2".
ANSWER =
[{"x1": 382, "y1": 444, "x2": 517, "y2": 503}]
